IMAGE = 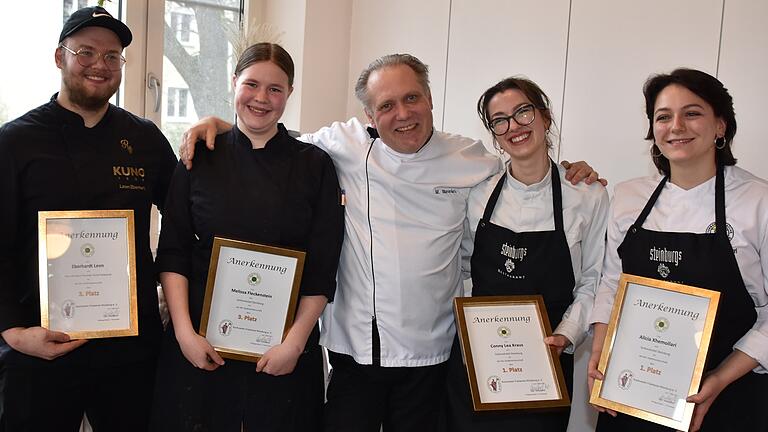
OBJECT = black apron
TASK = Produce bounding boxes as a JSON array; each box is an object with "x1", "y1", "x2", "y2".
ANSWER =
[
  {"x1": 597, "y1": 164, "x2": 768, "y2": 432},
  {"x1": 443, "y1": 161, "x2": 575, "y2": 431}
]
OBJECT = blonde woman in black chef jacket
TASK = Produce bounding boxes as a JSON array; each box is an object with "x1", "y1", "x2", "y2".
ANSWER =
[
  {"x1": 442, "y1": 77, "x2": 609, "y2": 430},
  {"x1": 149, "y1": 43, "x2": 344, "y2": 432},
  {"x1": 589, "y1": 69, "x2": 768, "y2": 432}
]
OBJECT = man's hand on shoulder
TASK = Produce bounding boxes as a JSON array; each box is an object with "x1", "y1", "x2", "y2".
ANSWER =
[
  {"x1": 561, "y1": 160, "x2": 608, "y2": 186},
  {"x1": 179, "y1": 116, "x2": 232, "y2": 170},
  {"x1": 1, "y1": 326, "x2": 87, "y2": 360}
]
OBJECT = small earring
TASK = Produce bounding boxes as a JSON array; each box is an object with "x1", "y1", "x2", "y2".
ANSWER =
[
  {"x1": 650, "y1": 144, "x2": 663, "y2": 158},
  {"x1": 493, "y1": 139, "x2": 504, "y2": 155},
  {"x1": 715, "y1": 136, "x2": 726, "y2": 150}
]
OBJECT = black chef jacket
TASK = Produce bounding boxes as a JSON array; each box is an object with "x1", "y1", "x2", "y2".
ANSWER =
[
  {"x1": 0, "y1": 95, "x2": 177, "y2": 366},
  {"x1": 156, "y1": 124, "x2": 344, "y2": 336}
]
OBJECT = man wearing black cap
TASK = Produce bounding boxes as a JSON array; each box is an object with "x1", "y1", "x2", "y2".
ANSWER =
[{"x1": 0, "y1": 7, "x2": 176, "y2": 431}]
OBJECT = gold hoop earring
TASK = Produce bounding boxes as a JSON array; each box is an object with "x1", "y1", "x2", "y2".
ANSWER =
[
  {"x1": 650, "y1": 144, "x2": 663, "y2": 158},
  {"x1": 715, "y1": 137, "x2": 726, "y2": 150}
]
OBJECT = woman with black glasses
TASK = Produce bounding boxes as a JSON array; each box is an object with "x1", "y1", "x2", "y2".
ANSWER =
[{"x1": 441, "y1": 77, "x2": 609, "y2": 430}]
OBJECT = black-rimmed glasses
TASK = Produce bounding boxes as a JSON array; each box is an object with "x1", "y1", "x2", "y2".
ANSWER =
[
  {"x1": 59, "y1": 45, "x2": 126, "y2": 71},
  {"x1": 488, "y1": 103, "x2": 537, "y2": 136}
]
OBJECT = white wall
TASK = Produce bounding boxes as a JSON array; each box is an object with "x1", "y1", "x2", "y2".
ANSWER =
[
  {"x1": 443, "y1": 1, "x2": 571, "y2": 155},
  {"x1": 718, "y1": 1, "x2": 768, "y2": 179},
  {"x1": 299, "y1": 0, "x2": 353, "y2": 133},
  {"x1": 263, "y1": 0, "x2": 307, "y2": 131},
  {"x1": 560, "y1": 0, "x2": 723, "y2": 190},
  {"x1": 344, "y1": 0, "x2": 451, "y2": 121}
]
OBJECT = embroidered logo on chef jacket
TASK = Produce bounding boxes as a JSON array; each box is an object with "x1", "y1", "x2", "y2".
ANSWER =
[
  {"x1": 705, "y1": 221, "x2": 734, "y2": 241},
  {"x1": 120, "y1": 139, "x2": 133, "y2": 154}
]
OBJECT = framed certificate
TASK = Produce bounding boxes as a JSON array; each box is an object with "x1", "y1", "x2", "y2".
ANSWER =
[
  {"x1": 590, "y1": 273, "x2": 720, "y2": 430},
  {"x1": 454, "y1": 295, "x2": 570, "y2": 411},
  {"x1": 38, "y1": 210, "x2": 138, "y2": 339},
  {"x1": 199, "y1": 237, "x2": 305, "y2": 362}
]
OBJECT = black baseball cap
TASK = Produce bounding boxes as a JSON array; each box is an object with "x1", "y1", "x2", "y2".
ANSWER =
[{"x1": 59, "y1": 6, "x2": 132, "y2": 47}]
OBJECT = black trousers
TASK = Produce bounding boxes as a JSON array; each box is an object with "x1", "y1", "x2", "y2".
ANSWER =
[
  {"x1": 0, "y1": 356, "x2": 156, "y2": 432},
  {"x1": 324, "y1": 351, "x2": 449, "y2": 432},
  {"x1": 150, "y1": 327, "x2": 325, "y2": 432}
]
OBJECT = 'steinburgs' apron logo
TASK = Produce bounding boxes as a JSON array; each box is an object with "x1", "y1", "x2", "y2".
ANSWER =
[
  {"x1": 504, "y1": 259, "x2": 515, "y2": 273},
  {"x1": 657, "y1": 263, "x2": 670, "y2": 278},
  {"x1": 499, "y1": 243, "x2": 527, "y2": 278},
  {"x1": 705, "y1": 221, "x2": 734, "y2": 241},
  {"x1": 649, "y1": 246, "x2": 682, "y2": 278}
]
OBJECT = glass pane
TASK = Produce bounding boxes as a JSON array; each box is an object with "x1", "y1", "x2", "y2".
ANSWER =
[
  {"x1": 0, "y1": 1, "x2": 123, "y2": 127},
  {"x1": 161, "y1": 0, "x2": 241, "y2": 154}
]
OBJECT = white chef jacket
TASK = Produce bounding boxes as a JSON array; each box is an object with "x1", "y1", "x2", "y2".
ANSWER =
[
  {"x1": 461, "y1": 163, "x2": 609, "y2": 352},
  {"x1": 591, "y1": 165, "x2": 768, "y2": 372},
  {"x1": 302, "y1": 118, "x2": 502, "y2": 366}
]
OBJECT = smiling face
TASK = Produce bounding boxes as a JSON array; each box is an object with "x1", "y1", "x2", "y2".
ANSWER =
[
  {"x1": 487, "y1": 89, "x2": 550, "y2": 163},
  {"x1": 364, "y1": 64, "x2": 434, "y2": 154},
  {"x1": 652, "y1": 84, "x2": 725, "y2": 172},
  {"x1": 56, "y1": 26, "x2": 122, "y2": 111},
  {"x1": 233, "y1": 60, "x2": 292, "y2": 141}
]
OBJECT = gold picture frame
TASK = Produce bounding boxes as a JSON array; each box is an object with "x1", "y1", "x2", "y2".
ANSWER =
[
  {"x1": 38, "y1": 210, "x2": 138, "y2": 339},
  {"x1": 590, "y1": 273, "x2": 720, "y2": 430},
  {"x1": 199, "y1": 237, "x2": 305, "y2": 363},
  {"x1": 454, "y1": 295, "x2": 571, "y2": 411}
]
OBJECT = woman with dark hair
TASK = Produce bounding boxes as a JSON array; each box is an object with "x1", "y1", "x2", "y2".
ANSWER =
[
  {"x1": 149, "y1": 43, "x2": 344, "y2": 431},
  {"x1": 441, "y1": 77, "x2": 609, "y2": 431},
  {"x1": 589, "y1": 68, "x2": 768, "y2": 431}
]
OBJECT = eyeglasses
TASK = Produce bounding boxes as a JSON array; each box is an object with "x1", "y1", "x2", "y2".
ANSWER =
[
  {"x1": 488, "y1": 103, "x2": 537, "y2": 136},
  {"x1": 59, "y1": 45, "x2": 126, "y2": 71}
]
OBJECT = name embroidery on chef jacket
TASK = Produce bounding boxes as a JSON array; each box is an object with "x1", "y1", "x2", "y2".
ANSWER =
[
  {"x1": 434, "y1": 186, "x2": 459, "y2": 195},
  {"x1": 648, "y1": 246, "x2": 683, "y2": 279},
  {"x1": 112, "y1": 138, "x2": 147, "y2": 191},
  {"x1": 499, "y1": 243, "x2": 527, "y2": 279}
]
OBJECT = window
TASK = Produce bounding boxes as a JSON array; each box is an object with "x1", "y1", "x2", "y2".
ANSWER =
[
  {"x1": 171, "y1": 12, "x2": 193, "y2": 43},
  {"x1": 166, "y1": 87, "x2": 190, "y2": 119},
  {"x1": 159, "y1": 0, "x2": 240, "y2": 153}
]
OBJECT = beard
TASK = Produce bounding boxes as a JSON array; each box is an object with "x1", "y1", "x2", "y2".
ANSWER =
[{"x1": 61, "y1": 71, "x2": 119, "y2": 111}]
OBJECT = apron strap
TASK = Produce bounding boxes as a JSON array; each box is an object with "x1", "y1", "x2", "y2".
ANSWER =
[
  {"x1": 715, "y1": 163, "x2": 726, "y2": 237},
  {"x1": 550, "y1": 159, "x2": 564, "y2": 232},
  {"x1": 633, "y1": 175, "x2": 668, "y2": 228},
  {"x1": 481, "y1": 172, "x2": 506, "y2": 221}
]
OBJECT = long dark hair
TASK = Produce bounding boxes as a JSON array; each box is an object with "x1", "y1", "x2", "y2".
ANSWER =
[{"x1": 643, "y1": 68, "x2": 736, "y2": 176}]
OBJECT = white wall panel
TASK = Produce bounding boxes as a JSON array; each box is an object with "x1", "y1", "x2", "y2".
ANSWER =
[
  {"x1": 443, "y1": 0, "x2": 571, "y2": 153},
  {"x1": 561, "y1": 0, "x2": 722, "y2": 190},
  {"x1": 718, "y1": 1, "x2": 768, "y2": 180},
  {"x1": 345, "y1": 0, "x2": 451, "y2": 123}
]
